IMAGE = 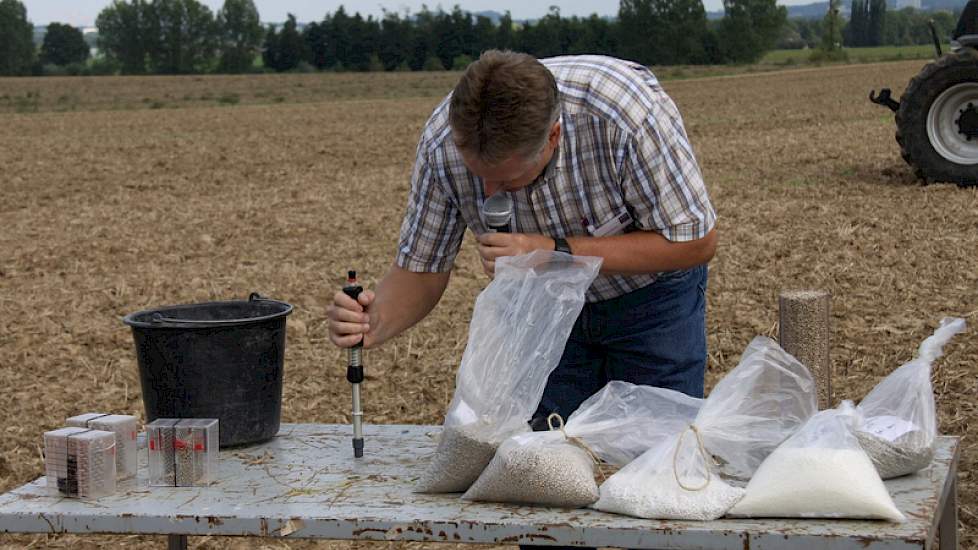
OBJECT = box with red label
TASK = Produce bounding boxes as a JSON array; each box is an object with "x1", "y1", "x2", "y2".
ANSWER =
[
  {"x1": 67, "y1": 413, "x2": 139, "y2": 481},
  {"x1": 147, "y1": 418, "x2": 218, "y2": 487}
]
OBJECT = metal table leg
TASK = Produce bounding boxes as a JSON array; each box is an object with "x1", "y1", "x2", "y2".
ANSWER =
[
  {"x1": 167, "y1": 534, "x2": 188, "y2": 550},
  {"x1": 939, "y1": 475, "x2": 957, "y2": 550}
]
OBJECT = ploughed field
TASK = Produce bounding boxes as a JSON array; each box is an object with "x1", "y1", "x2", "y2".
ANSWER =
[{"x1": 1, "y1": 60, "x2": 975, "y2": 548}]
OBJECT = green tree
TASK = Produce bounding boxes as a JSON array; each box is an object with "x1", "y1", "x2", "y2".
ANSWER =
[
  {"x1": 0, "y1": 0, "x2": 36, "y2": 76},
  {"x1": 377, "y1": 10, "x2": 413, "y2": 71},
  {"x1": 822, "y1": 0, "x2": 844, "y2": 50},
  {"x1": 147, "y1": 0, "x2": 218, "y2": 74},
  {"x1": 812, "y1": 0, "x2": 847, "y2": 61},
  {"x1": 619, "y1": 0, "x2": 711, "y2": 65},
  {"x1": 451, "y1": 53, "x2": 473, "y2": 70},
  {"x1": 267, "y1": 14, "x2": 305, "y2": 71},
  {"x1": 868, "y1": 0, "x2": 886, "y2": 46},
  {"x1": 658, "y1": 0, "x2": 710, "y2": 64},
  {"x1": 422, "y1": 54, "x2": 445, "y2": 70},
  {"x1": 520, "y1": 6, "x2": 564, "y2": 58},
  {"x1": 216, "y1": 0, "x2": 262, "y2": 73},
  {"x1": 791, "y1": 17, "x2": 824, "y2": 48},
  {"x1": 495, "y1": 11, "x2": 515, "y2": 51},
  {"x1": 346, "y1": 13, "x2": 380, "y2": 71},
  {"x1": 719, "y1": 0, "x2": 787, "y2": 63},
  {"x1": 40, "y1": 23, "x2": 90, "y2": 66},
  {"x1": 432, "y1": 6, "x2": 472, "y2": 69},
  {"x1": 619, "y1": 0, "x2": 664, "y2": 64},
  {"x1": 567, "y1": 15, "x2": 618, "y2": 55},
  {"x1": 472, "y1": 14, "x2": 495, "y2": 55},
  {"x1": 261, "y1": 23, "x2": 278, "y2": 69},
  {"x1": 844, "y1": 0, "x2": 867, "y2": 46},
  {"x1": 409, "y1": 6, "x2": 437, "y2": 70},
  {"x1": 303, "y1": 20, "x2": 329, "y2": 69},
  {"x1": 96, "y1": 0, "x2": 152, "y2": 74},
  {"x1": 327, "y1": 6, "x2": 352, "y2": 70}
]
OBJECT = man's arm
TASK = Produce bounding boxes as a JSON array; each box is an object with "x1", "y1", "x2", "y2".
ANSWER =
[
  {"x1": 476, "y1": 228, "x2": 717, "y2": 276},
  {"x1": 327, "y1": 264, "x2": 451, "y2": 349}
]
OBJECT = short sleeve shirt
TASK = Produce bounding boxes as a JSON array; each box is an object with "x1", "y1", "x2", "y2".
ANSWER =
[{"x1": 396, "y1": 55, "x2": 717, "y2": 303}]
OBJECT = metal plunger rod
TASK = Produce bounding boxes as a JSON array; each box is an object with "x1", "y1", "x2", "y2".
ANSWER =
[{"x1": 343, "y1": 270, "x2": 365, "y2": 458}]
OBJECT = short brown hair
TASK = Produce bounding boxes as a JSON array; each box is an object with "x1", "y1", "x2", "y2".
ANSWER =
[{"x1": 449, "y1": 50, "x2": 559, "y2": 165}]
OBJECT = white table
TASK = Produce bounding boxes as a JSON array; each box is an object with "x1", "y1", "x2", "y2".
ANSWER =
[{"x1": 0, "y1": 424, "x2": 960, "y2": 549}]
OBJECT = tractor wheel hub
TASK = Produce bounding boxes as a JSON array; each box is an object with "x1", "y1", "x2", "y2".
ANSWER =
[{"x1": 957, "y1": 102, "x2": 978, "y2": 141}]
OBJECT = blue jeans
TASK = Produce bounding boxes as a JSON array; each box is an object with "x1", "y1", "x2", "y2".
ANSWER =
[{"x1": 531, "y1": 265, "x2": 708, "y2": 428}]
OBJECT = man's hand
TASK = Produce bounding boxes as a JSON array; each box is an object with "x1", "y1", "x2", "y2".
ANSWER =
[
  {"x1": 325, "y1": 265, "x2": 451, "y2": 352},
  {"x1": 476, "y1": 232, "x2": 555, "y2": 277},
  {"x1": 327, "y1": 289, "x2": 375, "y2": 349}
]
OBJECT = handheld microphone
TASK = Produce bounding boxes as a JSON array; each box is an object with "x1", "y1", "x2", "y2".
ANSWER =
[{"x1": 483, "y1": 193, "x2": 513, "y2": 233}]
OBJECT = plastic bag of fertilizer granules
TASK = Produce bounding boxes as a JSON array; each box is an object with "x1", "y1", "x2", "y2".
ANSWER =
[
  {"x1": 695, "y1": 336, "x2": 818, "y2": 480},
  {"x1": 856, "y1": 317, "x2": 965, "y2": 479},
  {"x1": 729, "y1": 401, "x2": 905, "y2": 522},
  {"x1": 462, "y1": 382, "x2": 702, "y2": 507},
  {"x1": 592, "y1": 426, "x2": 745, "y2": 520},
  {"x1": 593, "y1": 337, "x2": 817, "y2": 520},
  {"x1": 462, "y1": 428, "x2": 599, "y2": 507},
  {"x1": 415, "y1": 250, "x2": 602, "y2": 493},
  {"x1": 563, "y1": 381, "x2": 703, "y2": 466}
]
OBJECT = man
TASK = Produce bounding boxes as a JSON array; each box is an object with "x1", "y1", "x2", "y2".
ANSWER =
[{"x1": 328, "y1": 50, "x2": 717, "y2": 428}]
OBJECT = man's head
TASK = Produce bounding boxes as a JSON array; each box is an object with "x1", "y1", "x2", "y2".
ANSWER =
[{"x1": 449, "y1": 50, "x2": 561, "y2": 195}]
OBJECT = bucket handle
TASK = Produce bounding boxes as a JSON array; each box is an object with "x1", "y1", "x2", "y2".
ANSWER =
[{"x1": 150, "y1": 293, "x2": 273, "y2": 324}]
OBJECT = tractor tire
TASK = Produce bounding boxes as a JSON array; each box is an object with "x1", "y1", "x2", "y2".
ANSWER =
[{"x1": 895, "y1": 48, "x2": 978, "y2": 187}]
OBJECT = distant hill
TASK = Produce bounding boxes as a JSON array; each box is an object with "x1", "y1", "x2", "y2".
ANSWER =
[
  {"x1": 709, "y1": 0, "x2": 968, "y2": 20},
  {"x1": 473, "y1": 10, "x2": 505, "y2": 24}
]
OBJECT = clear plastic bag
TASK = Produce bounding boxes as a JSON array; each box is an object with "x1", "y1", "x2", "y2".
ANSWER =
[
  {"x1": 462, "y1": 429, "x2": 598, "y2": 507},
  {"x1": 462, "y1": 381, "x2": 703, "y2": 507},
  {"x1": 730, "y1": 402, "x2": 905, "y2": 522},
  {"x1": 593, "y1": 428, "x2": 745, "y2": 520},
  {"x1": 593, "y1": 337, "x2": 816, "y2": 520},
  {"x1": 415, "y1": 250, "x2": 602, "y2": 493},
  {"x1": 564, "y1": 380, "x2": 703, "y2": 466},
  {"x1": 856, "y1": 317, "x2": 966, "y2": 479},
  {"x1": 696, "y1": 336, "x2": 819, "y2": 480}
]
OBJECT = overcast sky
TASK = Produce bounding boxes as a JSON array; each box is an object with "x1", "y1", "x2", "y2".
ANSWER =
[{"x1": 25, "y1": 0, "x2": 819, "y2": 26}]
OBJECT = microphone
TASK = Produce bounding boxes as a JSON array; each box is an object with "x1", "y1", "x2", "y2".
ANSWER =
[{"x1": 483, "y1": 193, "x2": 513, "y2": 233}]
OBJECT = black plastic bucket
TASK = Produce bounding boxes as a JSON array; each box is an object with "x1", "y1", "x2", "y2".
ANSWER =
[{"x1": 123, "y1": 293, "x2": 293, "y2": 448}]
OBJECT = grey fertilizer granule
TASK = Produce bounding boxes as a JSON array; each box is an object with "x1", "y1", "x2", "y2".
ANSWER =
[
  {"x1": 463, "y1": 441, "x2": 599, "y2": 507},
  {"x1": 856, "y1": 430, "x2": 933, "y2": 479},
  {"x1": 415, "y1": 424, "x2": 498, "y2": 493}
]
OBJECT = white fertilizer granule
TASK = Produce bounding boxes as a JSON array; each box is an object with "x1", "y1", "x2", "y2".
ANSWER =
[
  {"x1": 593, "y1": 470, "x2": 744, "y2": 521},
  {"x1": 729, "y1": 447, "x2": 905, "y2": 522},
  {"x1": 463, "y1": 440, "x2": 598, "y2": 507},
  {"x1": 415, "y1": 425, "x2": 498, "y2": 493}
]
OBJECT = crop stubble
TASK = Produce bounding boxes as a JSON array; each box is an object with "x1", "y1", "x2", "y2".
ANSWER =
[{"x1": 1, "y1": 60, "x2": 976, "y2": 548}]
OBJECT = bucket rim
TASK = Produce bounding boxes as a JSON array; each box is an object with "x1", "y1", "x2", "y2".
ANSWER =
[{"x1": 123, "y1": 296, "x2": 293, "y2": 329}]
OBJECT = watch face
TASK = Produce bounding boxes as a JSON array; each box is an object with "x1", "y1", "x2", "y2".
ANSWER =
[{"x1": 555, "y1": 238, "x2": 572, "y2": 255}]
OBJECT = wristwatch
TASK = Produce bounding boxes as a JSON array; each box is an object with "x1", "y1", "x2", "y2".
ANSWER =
[{"x1": 553, "y1": 237, "x2": 572, "y2": 255}]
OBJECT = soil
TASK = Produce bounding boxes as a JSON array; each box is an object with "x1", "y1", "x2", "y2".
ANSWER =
[{"x1": 1, "y1": 59, "x2": 975, "y2": 548}]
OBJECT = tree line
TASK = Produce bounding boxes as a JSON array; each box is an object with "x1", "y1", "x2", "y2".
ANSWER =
[
  {"x1": 780, "y1": 5, "x2": 962, "y2": 49},
  {"x1": 0, "y1": 0, "x2": 966, "y2": 77},
  {"x1": 1, "y1": 0, "x2": 787, "y2": 76}
]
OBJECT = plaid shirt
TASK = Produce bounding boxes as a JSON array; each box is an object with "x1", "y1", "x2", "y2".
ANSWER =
[{"x1": 396, "y1": 55, "x2": 716, "y2": 303}]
